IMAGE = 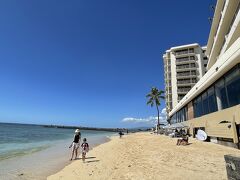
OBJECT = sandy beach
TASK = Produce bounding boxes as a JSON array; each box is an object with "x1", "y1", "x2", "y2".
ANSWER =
[{"x1": 48, "y1": 132, "x2": 240, "y2": 180}]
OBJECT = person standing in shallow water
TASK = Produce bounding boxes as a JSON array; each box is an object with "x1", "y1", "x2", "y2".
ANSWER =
[{"x1": 69, "y1": 129, "x2": 81, "y2": 160}]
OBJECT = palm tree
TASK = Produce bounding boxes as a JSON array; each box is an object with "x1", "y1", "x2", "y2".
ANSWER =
[{"x1": 146, "y1": 87, "x2": 165, "y2": 134}]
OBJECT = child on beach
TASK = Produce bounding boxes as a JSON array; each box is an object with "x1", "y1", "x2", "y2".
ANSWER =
[
  {"x1": 81, "y1": 138, "x2": 89, "y2": 162},
  {"x1": 69, "y1": 129, "x2": 81, "y2": 161}
]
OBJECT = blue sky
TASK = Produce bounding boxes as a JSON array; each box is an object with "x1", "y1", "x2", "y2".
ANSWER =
[{"x1": 0, "y1": 0, "x2": 214, "y2": 128}]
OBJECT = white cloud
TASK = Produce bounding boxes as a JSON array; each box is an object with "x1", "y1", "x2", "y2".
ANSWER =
[
  {"x1": 122, "y1": 116, "x2": 157, "y2": 124},
  {"x1": 122, "y1": 108, "x2": 167, "y2": 125}
]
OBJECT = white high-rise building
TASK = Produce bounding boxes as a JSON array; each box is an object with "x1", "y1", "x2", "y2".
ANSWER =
[
  {"x1": 168, "y1": 0, "x2": 240, "y2": 148},
  {"x1": 163, "y1": 44, "x2": 208, "y2": 115}
]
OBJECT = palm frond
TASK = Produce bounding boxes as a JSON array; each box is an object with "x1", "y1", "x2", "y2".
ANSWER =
[
  {"x1": 147, "y1": 99, "x2": 153, "y2": 105},
  {"x1": 146, "y1": 93, "x2": 153, "y2": 98},
  {"x1": 146, "y1": 87, "x2": 164, "y2": 108},
  {"x1": 160, "y1": 96, "x2": 165, "y2": 99}
]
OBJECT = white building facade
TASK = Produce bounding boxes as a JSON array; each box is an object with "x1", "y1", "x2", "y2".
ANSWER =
[
  {"x1": 168, "y1": 0, "x2": 240, "y2": 148},
  {"x1": 163, "y1": 44, "x2": 208, "y2": 115}
]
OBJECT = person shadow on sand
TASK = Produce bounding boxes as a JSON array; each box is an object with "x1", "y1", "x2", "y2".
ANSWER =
[{"x1": 76, "y1": 156, "x2": 100, "y2": 163}]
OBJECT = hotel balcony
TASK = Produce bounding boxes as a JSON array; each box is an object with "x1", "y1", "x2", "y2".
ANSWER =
[
  {"x1": 175, "y1": 57, "x2": 197, "y2": 65},
  {"x1": 176, "y1": 65, "x2": 197, "y2": 72},
  {"x1": 174, "y1": 50, "x2": 195, "y2": 57},
  {"x1": 177, "y1": 81, "x2": 197, "y2": 86},
  {"x1": 176, "y1": 73, "x2": 197, "y2": 79},
  {"x1": 177, "y1": 88, "x2": 191, "y2": 94}
]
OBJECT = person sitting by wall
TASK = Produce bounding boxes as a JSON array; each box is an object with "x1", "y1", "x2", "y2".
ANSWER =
[{"x1": 176, "y1": 132, "x2": 189, "y2": 146}]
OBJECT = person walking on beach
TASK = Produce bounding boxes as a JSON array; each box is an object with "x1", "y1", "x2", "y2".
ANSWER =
[
  {"x1": 81, "y1": 138, "x2": 89, "y2": 162},
  {"x1": 119, "y1": 131, "x2": 124, "y2": 138},
  {"x1": 69, "y1": 129, "x2": 81, "y2": 161}
]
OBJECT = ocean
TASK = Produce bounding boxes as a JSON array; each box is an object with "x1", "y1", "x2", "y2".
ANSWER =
[{"x1": 0, "y1": 123, "x2": 115, "y2": 180}]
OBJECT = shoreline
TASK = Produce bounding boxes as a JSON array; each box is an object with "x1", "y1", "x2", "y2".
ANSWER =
[
  {"x1": 48, "y1": 132, "x2": 240, "y2": 180},
  {"x1": 43, "y1": 135, "x2": 113, "y2": 180},
  {"x1": 0, "y1": 132, "x2": 114, "y2": 180}
]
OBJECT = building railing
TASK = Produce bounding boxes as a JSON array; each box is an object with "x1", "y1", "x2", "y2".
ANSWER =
[
  {"x1": 175, "y1": 48, "x2": 194, "y2": 56},
  {"x1": 176, "y1": 56, "x2": 196, "y2": 63},
  {"x1": 177, "y1": 72, "x2": 197, "y2": 77},
  {"x1": 177, "y1": 88, "x2": 191, "y2": 93},
  {"x1": 176, "y1": 64, "x2": 196, "y2": 69},
  {"x1": 175, "y1": 51, "x2": 189, "y2": 56},
  {"x1": 177, "y1": 80, "x2": 197, "y2": 84}
]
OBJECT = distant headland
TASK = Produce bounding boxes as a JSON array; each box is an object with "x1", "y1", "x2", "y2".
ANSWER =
[
  {"x1": 43, "y1": 124, "x2": 123, "y2": 132},
  {"x1": 43, "y1": 124, "x2": 152, "y2": 132}
]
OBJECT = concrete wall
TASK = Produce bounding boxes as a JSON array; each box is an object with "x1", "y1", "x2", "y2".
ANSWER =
[{"x1": 182, "y1": 105, "x2": 240, "y2": 143}]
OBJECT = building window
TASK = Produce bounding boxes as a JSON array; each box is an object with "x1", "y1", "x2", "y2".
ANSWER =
[
  {"x1": 202, "y1": 92, "x2": 209, "y2": 115},
  {"x1": 207, "y1": 87, "x2": 218, "y2": 113},
  {"x1": 171, "y1": 64, "x2": 240, "y2": 123},
  {"x1": 172, "y1": 114, "x2": 176, "y2": 124},
  {"x1": 193, "y1": 96, "x2": 203, "y2": 118},
  {"x1": 191, "y1": 70, "x2": 197, "y2": 75},
  {"x1": 174, "y1": 106, "x2": 187, "y2": 123},
  {"x1": 215, "y1": 79, "x2": 228, "y2": 110},
  {"x1": 190, "y1": 56, "x2": 195, "y2": 60},
  {"x1": 192, "y1": 78, "x2": 197, "y2": 83},
  {"x1": 225, "y1": 66, "x2": 240, "y2": 107},
  {"x1": 189, "y1": 48, "x2": 194, "y2": 53}
]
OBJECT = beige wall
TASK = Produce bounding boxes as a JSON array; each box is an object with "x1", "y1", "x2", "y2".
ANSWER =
[{"x1": 183, "y1": 105, "x2": 240, "y2": 143}]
